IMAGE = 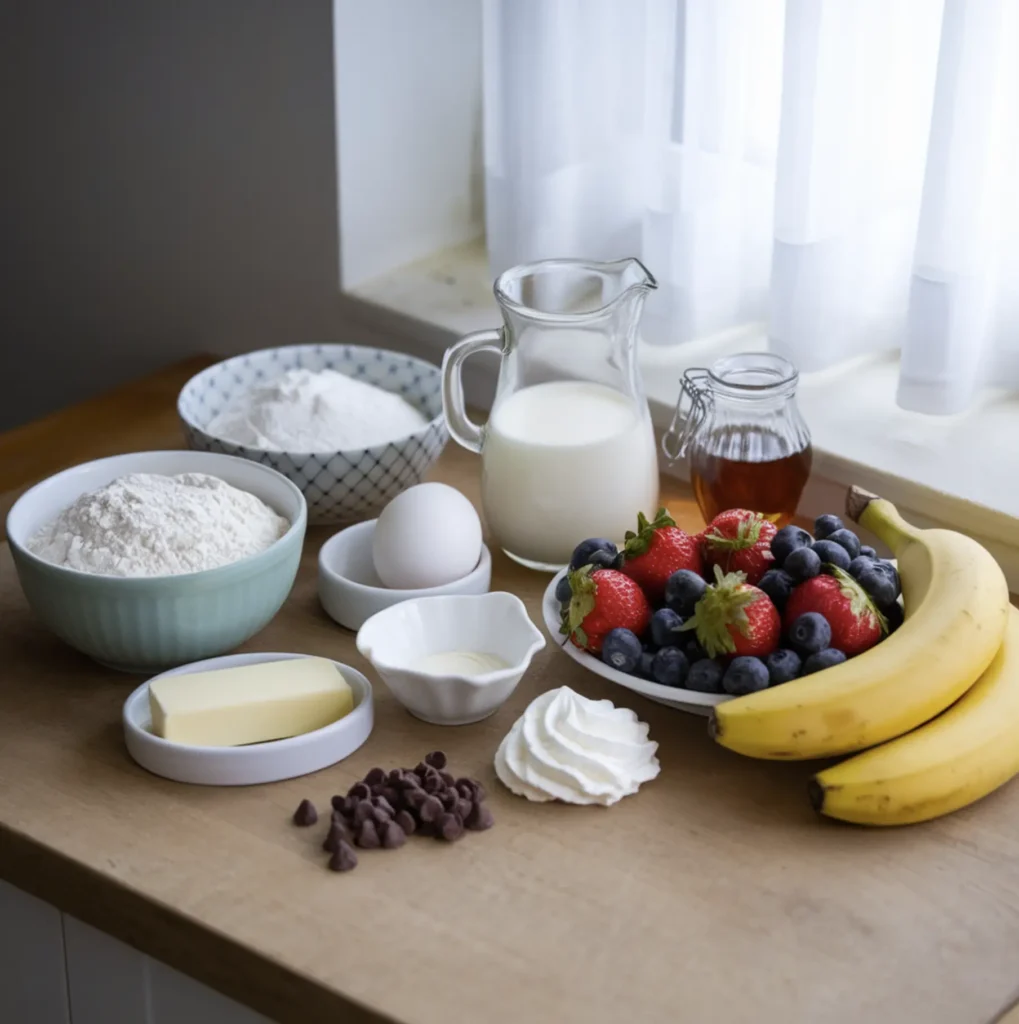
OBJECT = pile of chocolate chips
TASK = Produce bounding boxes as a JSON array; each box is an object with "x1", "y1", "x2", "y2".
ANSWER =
[{"x1": 292, "y1": 751, "x2": 494, "y2": 873}]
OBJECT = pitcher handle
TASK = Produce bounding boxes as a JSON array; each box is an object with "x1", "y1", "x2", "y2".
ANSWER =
[
  {"x1": 661, "y1": 368, "x2": 711, "y2": 463},
  {"x1": 441, "y1": 329, "x2": 503, "y2": 453}
]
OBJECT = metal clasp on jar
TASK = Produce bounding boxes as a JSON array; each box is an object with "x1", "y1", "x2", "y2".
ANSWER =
[{"x1": 661, "y1": 368, "x2": 712, "y2": 462}]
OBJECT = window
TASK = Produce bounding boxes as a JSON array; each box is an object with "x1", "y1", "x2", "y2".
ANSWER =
[{"x1": 332, "y1": 0, "x2": 1019, "y2": 583}]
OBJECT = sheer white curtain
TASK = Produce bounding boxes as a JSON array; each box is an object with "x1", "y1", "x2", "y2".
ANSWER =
[{"x1": 482, "y1": 0, "x2": 1019, "y2": 415}]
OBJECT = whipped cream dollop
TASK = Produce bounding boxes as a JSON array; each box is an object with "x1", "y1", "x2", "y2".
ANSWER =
[{"x1": 494, "y1": 687, "x2": 660, "y2": 805}]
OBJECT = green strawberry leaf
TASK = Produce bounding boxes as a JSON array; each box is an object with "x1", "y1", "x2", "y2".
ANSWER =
[
  {"x1": 680, "y1": 564, "x2": 755, "y2": 658},
  {"x1": 564, "y1": 566, "x2": 598, "y2": 640},
  {"x1": 829, "y1": 565, "x2": 889, "y2": 634},
  {"x1": 703, "y1": 513, "x2": 764, "y2": 552},
  {"x1": 622, "y1": 506, "x2": 676, "y2": 559}
]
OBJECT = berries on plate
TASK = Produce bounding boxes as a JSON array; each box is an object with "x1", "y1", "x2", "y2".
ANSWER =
[
  {"x1": 561, "y1": 567, "x2": 651, "y2": 654},
  {"x1": 686, "y1": 658, "x2": 724, "y2": 693},
  {"x1": 826, "y1": 528, "x2": 862, "y2": 559},
  {"x1": 856, "y1": 564, "x2": 899, "y2": 609},
  {"x1": 570, "y1": 538, "x2": 619, "y2": 571},
  {"x1": 783, "y1": 545, "x2": 821, "y2": 582},
  {"x1": 757, "y1": 568, "x2": 795, "y2": 610},
  {"x1": 860, "y1": 545, "x2": 877, "y2": 559},
  {"x1": 783, "y1": 568, "x2": 886, "y2": 656},
  {"x1": 811, "y1": 539, "x2": 852, "y2": 572},
  {"x1": 682, "y1": 565, "x2": 781, "y2": 660},
  {"x1": 621, "y1": 508, "x2": 703, "y2": 602},
  {"x1": 701, "y1": 509, "x2": 777, "y2": 585},
  {"x1": 664, "y1": 568, "x2": 707, "y2": 616},
  {"x1": 802, "y1": 648, "x2": 847, "y2": 674},
  {"x1": 650, "y1": 607, "x2": 684, "y2": 648},
  {"x1": 601, "y1": 628, "x2": 642, "y2": 673},
  {"x1": 765, "y1": 648, "x2": 802, "y2": 685},
  {"x1": 847, "y1": 555, "x2": 874, "y2": 580},
  {"x1": 787, "y1": 611, "x2": 832, "y2": 655},
  {"x1": 813, "y1": 514, "x2": 843, "y2": 540},
  {"x1": 722, "y1": 656, "x2": 770, "y2": 696},
  {"x1": 555, "y1": 574, "x2": 572, "y2": 607},
  {"x1": 771, "y1": 524, "x2": 813, "y2": 565},
  {"x1": 651, "y1": 646, "x2": 689, "y2": 687}
]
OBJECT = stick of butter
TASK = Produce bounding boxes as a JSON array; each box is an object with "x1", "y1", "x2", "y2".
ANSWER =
[{"x1": 149, "y1": 657, "x2": 354, "y2": 747}]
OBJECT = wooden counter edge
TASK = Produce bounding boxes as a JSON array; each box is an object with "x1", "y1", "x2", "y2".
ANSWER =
[{"x1": 0, "y1": 823, "x2": 390, "y2": 1024}]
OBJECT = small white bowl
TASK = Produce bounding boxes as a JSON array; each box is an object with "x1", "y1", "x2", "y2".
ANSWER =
[
  {"x1": 318, "y1": 519, "x2": 492, "y2": 631},
  {"x1": 123, "y1": 652, "x2": 374, "y2": 785},
  {"x1": 356, "y1": 593, "x2": 545, "y2": 726}
]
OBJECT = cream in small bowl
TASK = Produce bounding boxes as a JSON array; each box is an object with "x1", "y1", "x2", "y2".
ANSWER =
[{"x1": 356, "y1": 593, "x2": 545, "y2": 725}]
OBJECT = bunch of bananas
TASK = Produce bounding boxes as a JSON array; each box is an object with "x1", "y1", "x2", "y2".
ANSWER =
[{"x1": 709, "y1": 487, "x2": 1016, "y2": 826}]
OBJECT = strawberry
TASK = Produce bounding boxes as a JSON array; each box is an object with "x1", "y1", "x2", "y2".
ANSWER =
[
  {"x1": 621, "y1": 507, "x2": 702, "y2": 602},
  {"x1": 682, "y1": 565, "x2": 781, "y2": 659},
  {"x1": 701, "y1": 509, "x2": 777, "y2": 585},
  {"x1": 561, "y1": 567, "x2": 651, "y2": 654},
  {"x1": 784, "y1": 568, "x2": 886, "y2": 656}
]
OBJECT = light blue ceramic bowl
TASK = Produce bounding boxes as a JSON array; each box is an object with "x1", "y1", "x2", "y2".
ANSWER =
[
  {"x1": 6, "y1": 451, "x2": 307, "y2": 673},
  {"x1": 177, "y1": 344, "x2": 448, "y2": 525}
]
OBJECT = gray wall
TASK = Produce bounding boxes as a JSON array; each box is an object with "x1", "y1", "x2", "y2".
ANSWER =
[{"x1": 1, "y1": 0, "x2": 383, "y2": 430}]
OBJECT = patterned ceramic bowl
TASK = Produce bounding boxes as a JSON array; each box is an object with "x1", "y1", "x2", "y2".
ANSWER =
[{"x1": 178, "y1": 344, "x2": 448, "y2": 525}]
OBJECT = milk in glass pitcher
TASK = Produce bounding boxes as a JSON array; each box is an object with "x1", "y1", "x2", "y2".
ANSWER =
[{"x1": 442, "y1": 258, "x2": 659, "y2": 570}]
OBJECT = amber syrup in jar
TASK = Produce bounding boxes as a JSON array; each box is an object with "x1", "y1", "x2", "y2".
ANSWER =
[{"x1": 691, "y1": 428, "x2": 812, "y2": 528}]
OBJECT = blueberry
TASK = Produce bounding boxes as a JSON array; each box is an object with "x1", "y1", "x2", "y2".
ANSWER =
[
  {"x1": 784, "y1": 546, "x2": 821, "y2": 582},
  {"x1": 770, "y1": 525, "x2": 813, "y2": 564},
  {"x1": 681, "y1": 635, "x2": 707, "y2": 663},
  {"x1": 664, "y1": 569, "x2": 707, "y2": 616},
  {"x1": 857, "y1": 566, "x2": 897, "y2": 609},
  {"x1": 826, "y1": 528, "x2": 861, "y2": 558},
  {"x1": 789, "y1": 612, "x2": 832, "y2": 655},
  {"x1": 638, "y1": 651, "x2": 656, "y2": 678},
  {"x1": 722, "y1": 656, "x2": 770, "y2": 696},
  {"x1": 872, "y1": 560, "x2": 902, "y2": 601},
  {"x1": 601, "y1": 628, "x2": 643, "y2": 674},
  {"x1": 765, "y1": 648, "x2": 802, "y2": 685},
  {"x1": 555, "y1": 574, "x2": 572, "y2": 607},
  {"x1": 651, "y1": 646, "x2": 689, "y2": 687},
  {"x1": 814, "y1": 514, "x2": 844, "y2": 540},
  {"x1": 758, "y1": 568, "x2": 795, "y2": 609},
  {"x1": 884, "y1": 602, "x2": 904, "y2": 633},
  {"x1": 569, "y1": 538, "x2": 618, "y2": 571},
  {"x1": 801, "y1": 648, "x2": 847, "y2": 674},
  {"x1": 847, "y1": 555, "x2": 875, "y2": 580},
  {"x1": 812, "y1": 539, "x2": 851, "y2": 571},
  {"x1": 650, "y1": 608, "x2": 684, "y2": 648},
  {"x1": 860, "y1": 545, "x2": 877, "y2": 559},
  {"x1": 686, "y1": 658, "x2": 724, "y2": 693}
]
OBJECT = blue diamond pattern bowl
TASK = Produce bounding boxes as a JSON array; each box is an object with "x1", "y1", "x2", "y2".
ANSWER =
[{"x1": 178, "y1": 345, "x2": 448, "y2": 525}]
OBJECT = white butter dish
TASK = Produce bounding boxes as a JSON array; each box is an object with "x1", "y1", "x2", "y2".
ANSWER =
[{"x1": 123, "y1": 652, "x2": 374, "y2": 785}]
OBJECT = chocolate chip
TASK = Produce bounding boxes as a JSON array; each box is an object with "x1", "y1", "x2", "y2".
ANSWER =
[
  {"x1": 398, "y1": 774, "x2": 421, "y2": 790},
  {"x1": 416, "y1": 818, "x2": 436, "y2": 837},
  {"x1": 355, "y1": 819, "x2": 381, "y2": 849},
  {"x1": 292, "y1": 799, "x2": 318, "y2": 827},
  {"x1": 353, "y1": 800, "x2": 375, "y2": 827},
  {"x1": 418, "y1": 794, "x2": 443, "y2": 823},
  {"x1": 372, "y1": 807, "x2": 392, "y2": 827},
  {"x1": 330, "y1": 794, "x2": 346, "y2": 812},
  {"x1": 389, "y1": 768, "x2": 404, "y2": 783},
  {"x1": 425, "y1": 750, "x2": 448, "y2": 770},
  {"x1": 439, "y1": 771, "x2": 455, "y2": 787},
  {"x1": 436, "y1": 812, "x2": 464, "y2": 842},
  {"x1": 364, "y1": 767, "x2": 386, "y2": 786},
  {"x1": 381, "y1": 786, "x2": 401, "y2": 806},
  {"x1": 329, "y1": 839, "x2": 358, "y2": 872},
  {"x1": 373, "y1": 795, "x2": 395, "y2": 816},
  {"x1": 414, "y1": 761, "x2": 430, "y2": 778},
  {"x1": 380, "y1": 820, "x2": 406, "y2": 849},
  {"x1": 439, "y1": 789, "x2": 458, "y2": 811},
  {"x1": 465, "y1": 802, "x2": 494, "y2": 831},
  {"x1": 323, "y1": 821, "x2": 347, "y2": 852},
  {"x1": 348, "y1": 782, "x2": 371, "y2": 801},
  {"x1": 457, "y1": 797, "x2": 473, "y2": 820},
  {"x1": 423, "y1": 773, "x2": 442, "y2": 794},
  {"x1": 405, "y1": 788, "x2": 428, "y2": 810},
  {"x1": 395, "y1": 809, "x2": 417, "y2": 835},
  {"x1": 471, "y1": 779, "x2": 487, "y2": 803}
]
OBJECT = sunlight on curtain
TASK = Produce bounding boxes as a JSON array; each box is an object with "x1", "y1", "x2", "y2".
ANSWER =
[{"x1": 482, "y1": 0, "x2": 1019, "y2": 415}]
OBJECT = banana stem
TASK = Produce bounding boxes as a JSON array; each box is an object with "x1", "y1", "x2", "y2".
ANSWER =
[{"x1": 845, "y1": 486, "x2": 918, "y2": 553}]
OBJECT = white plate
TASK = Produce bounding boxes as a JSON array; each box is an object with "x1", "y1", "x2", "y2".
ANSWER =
[
  {"x1": 123, "y1": 652, "x2": 374, "y2": 785},
  {"x1": 542, "y1": 571, "x2": 729, "y2": 716}
]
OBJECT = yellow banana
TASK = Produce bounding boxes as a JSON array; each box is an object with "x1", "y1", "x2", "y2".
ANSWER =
[
  {"x1": 709, "y1": 487, "x2": 1009, "y2": 759},
  {"x1": 810, "y1": 605, "x2": 1019, "y2": 825}
]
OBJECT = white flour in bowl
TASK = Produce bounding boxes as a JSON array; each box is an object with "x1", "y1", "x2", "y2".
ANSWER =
[
  {"x1": 205, "y1": 368, "x2": 429, "y2": 452},
  {"x1": 27, "y1": 472, "x2": 290, "y2": 577}
]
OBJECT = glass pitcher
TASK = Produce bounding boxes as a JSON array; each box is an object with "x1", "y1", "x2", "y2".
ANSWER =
[
  {"x1": 662, "y1": 352, "x2": 812, "y2": 527},
  {"x1": 442, "y1": 258, "x2": 660, "y2": 571}
]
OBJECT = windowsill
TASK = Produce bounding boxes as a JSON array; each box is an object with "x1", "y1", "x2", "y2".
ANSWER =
[{"x1": 341, "y1": 239, "x2": 1019, "y2": 583}]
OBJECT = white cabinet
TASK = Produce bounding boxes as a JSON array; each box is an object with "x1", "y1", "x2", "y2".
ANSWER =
[
  {"x1": 1, "y1": 880, "x2": 271, "y2": 1024},
  {"x1": 0, "y1": 880, "x2": 70, "y2": 1024}
]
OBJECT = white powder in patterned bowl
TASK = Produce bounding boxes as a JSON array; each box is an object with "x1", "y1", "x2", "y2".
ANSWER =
[{"x1": 27, "y1": 472, "x2": 290, "y2": 577}]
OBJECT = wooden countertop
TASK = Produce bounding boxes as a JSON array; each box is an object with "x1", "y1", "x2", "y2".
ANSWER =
[{"x1": 2, "y1": 361, "x2": 1019, "y2": 1024}]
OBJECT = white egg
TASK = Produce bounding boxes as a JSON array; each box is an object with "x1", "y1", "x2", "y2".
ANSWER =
[{"x1": 372, "y1": 483, "x2": 483, "y2": 590}]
